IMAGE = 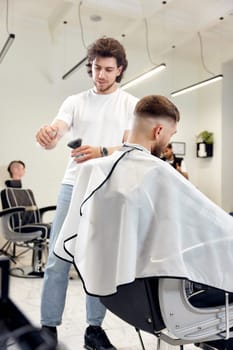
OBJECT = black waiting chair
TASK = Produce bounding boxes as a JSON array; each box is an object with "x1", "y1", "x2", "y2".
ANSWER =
[
  {"x1": 0, "y1": 257, "x2": 56, "y2": 349},
  {"x1": 100, "y1": 277, "x2": 233, "y2": 350},
  {"x1": 0, "y1": 187, "x2": 56, "y2": 277},
  {"x1": 1, "y1": 179, "x2": 24, "y2": 261}
]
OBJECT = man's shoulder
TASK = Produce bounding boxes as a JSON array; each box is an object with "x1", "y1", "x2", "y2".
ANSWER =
[
  {"x1": 69, "y1": 89, "x2": 91, "y2": 100},
  {"x1": 118, "y1": 88, "x2": 139, "y2": 102},
  {"x1": 59, "y1": 90, "x2": 92, "y2": 110}
]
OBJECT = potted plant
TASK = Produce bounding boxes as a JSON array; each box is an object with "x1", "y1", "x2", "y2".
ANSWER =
[{"x1": 196, "y1": 130, "x2": 214, "y2": 158}]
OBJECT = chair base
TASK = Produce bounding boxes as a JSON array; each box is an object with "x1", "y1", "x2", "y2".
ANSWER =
[
  {"x1": 10, "y1": 265, "x2": 44, "y2": 278},
  {"x1": 0, "y1": 241, "x2": 17, "y2": 263},
  {"x1": 0, "y1": 240, "x2": 32, "y2": 263},
  {"x1": 0, "y1": 250, "x2": 17, "y2": 264}
]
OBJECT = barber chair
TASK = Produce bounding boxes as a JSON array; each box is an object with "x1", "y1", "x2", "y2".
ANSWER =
[
  {"x1": 0, "y1": 257, "x2": 56, "y2": 349},
  {"x1": 100, "y1": 277, "x2": 233, "y2": 350},
  {"x1": 1, "y1": 180, "x2": 23, "y2": 261},
  {"x1": 0, "y1": 187, "x2": 56, "y2": 277}
]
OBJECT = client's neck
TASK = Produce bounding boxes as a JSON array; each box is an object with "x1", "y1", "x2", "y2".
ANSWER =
[{"x1": 127, "y1": 132, "x2": 150, "y2": 152}]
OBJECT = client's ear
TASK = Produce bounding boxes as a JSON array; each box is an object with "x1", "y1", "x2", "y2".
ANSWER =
[{"x1": 153, "y1": 124, "x2": 163, "y2": 140}]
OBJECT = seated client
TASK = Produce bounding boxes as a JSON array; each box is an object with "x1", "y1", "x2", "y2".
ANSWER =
[{"x1": 55, "y1": 95, "x2": 233, "y2": 348}]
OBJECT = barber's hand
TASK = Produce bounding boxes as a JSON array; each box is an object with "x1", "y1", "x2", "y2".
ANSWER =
[
  {"x1": 71, "y1": 145, "x2": 101, "y2": 163},
  {"x1": 36, "y1": 125, "x2": 58, "y2": 148}
]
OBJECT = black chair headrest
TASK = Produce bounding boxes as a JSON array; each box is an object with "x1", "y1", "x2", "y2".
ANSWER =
[{"x1": 5, "y1": 180, "x2": 22, "y2": 188}]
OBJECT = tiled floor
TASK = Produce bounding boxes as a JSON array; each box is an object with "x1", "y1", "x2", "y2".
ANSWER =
[{"x1": 5, "y1": 255, "x2": 197, "y2": 350}]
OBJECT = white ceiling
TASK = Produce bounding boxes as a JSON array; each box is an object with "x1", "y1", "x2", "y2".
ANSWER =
[{"x1": 1, "y1": 0, "x2": 233, "y2": 85}]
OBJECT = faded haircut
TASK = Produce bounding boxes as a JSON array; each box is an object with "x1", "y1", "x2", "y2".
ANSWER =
[{"x1": 135, "y1": 95, "x2": 180, "y2": 123}]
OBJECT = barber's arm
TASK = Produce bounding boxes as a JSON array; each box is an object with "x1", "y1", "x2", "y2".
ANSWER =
[
  {"x1": 72, "y1": 145, "x2": 120, "y2": 163},
  {"x1": 35, "y1": 119, "x2": 69, "y2": 150}
]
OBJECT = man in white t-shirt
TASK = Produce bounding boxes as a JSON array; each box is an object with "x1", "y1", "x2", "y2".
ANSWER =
[{"x1": 36, "y1": 37, "x2": 138, "y2": 350}]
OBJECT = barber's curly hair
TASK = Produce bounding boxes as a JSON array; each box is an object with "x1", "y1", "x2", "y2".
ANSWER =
[{"x1": 86, "y1": 37, "x2": 128, "y2": 83}]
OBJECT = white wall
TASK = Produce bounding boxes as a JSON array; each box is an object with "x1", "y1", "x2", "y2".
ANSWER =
[
  {"x1": 195, "y1": 84, "x2": 222, "y2": 204},
  {"x1": 222, "y1": 60, "x2": 233, "y2": 212},
  {"x1": 0, "y1": 18, "x2": 231, "y2": 211},
  {"x1": 124, "y1": 51, "x2": 224, "y2": 205},
  {"x1": 0, "y1": 19, "x2": 91, "y2": 207}
]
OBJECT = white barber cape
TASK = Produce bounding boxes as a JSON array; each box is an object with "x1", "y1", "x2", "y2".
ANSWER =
[{"x1": 54, "y1": 144, "x2": 233, "y2": 296}]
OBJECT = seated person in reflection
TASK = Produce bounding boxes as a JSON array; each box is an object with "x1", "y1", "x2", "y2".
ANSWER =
[
  {"x1": 5, "y1": 160, "x2": 26, "y2": 188},
  {"x1": 161, "y1": 143, "x2": 189, "y2": 179}
]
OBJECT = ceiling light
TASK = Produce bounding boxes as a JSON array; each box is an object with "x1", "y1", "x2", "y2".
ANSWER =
[
  {"x1": 62, "y1": 56, "x2": 87, "y2": 80},
  {"x1": 171, "y1": 74, "x2": 223, "y2": 97},
  {"x1": 121, "y1": 63, "x2": 166, "y2": 90},
  {"x1": 0, "y1": 33, "x2": 15, "y2": 64}
]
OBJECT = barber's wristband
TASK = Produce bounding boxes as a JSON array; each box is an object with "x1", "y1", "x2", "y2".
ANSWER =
[{"x1": 100, "y1": 146, "x2": 108, "y2": 157}]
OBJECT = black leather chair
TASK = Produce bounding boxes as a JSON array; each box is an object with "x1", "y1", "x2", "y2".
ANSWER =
[
  {"x1": 0, "y1": 187, "x2": 56, "y2": 277},
  {"x1": 100, "y1": 278, "x2": 233, "y2": 350},
  {"x1": 99, "y1": 212, "x2": 233, "y2": 349}
]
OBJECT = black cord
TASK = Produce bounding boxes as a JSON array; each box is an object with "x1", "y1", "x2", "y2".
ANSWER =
[
  {"x1": 198, "y1": 32, "x2": 215, "y2": 76},
  {"x1": 6, "y1": 0, "x2": 10, "y2": 34},
  {"x1": 143, "y1": 18, "x2": 157, "y2": 66},
  {"x1": 78, "y1": 1, "x2": 87, "y2": 49}
]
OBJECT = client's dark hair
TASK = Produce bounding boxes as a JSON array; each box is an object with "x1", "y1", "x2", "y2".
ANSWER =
[
  {"x1": 86, "y1": 37, "x2": 128, "y2": 82},
  {"x1": 135, "y1": 95, "x2": 180, "y2": 122}
]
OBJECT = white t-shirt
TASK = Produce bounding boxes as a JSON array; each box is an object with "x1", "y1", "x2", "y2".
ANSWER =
[{"x1": 54, "y1": 88, "x2": 138, "y2": 185}]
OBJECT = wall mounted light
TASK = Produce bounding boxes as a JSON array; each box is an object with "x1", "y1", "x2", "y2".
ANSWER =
[
  {"x1": 121, "y1": 63, "x2": 166, "y2": 90},
  {"x1": 171, "y1": 74, "x2": 223, "y2": 97},
  {"x1": 0, "y1": 33, "x2": 15, "y2": 64},
  {"x1": 62, "y1": 56, "x2": 87, "y2": 80}
]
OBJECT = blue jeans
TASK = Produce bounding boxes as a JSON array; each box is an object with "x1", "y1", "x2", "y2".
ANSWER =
[{"x1": 41, "y1": 184, "x2": 106, "y2": 327}]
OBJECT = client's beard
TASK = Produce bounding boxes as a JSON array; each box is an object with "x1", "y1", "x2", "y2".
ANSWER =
[{"x1": 151, "y1": 144, "x2": 163, "y2": 158}]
